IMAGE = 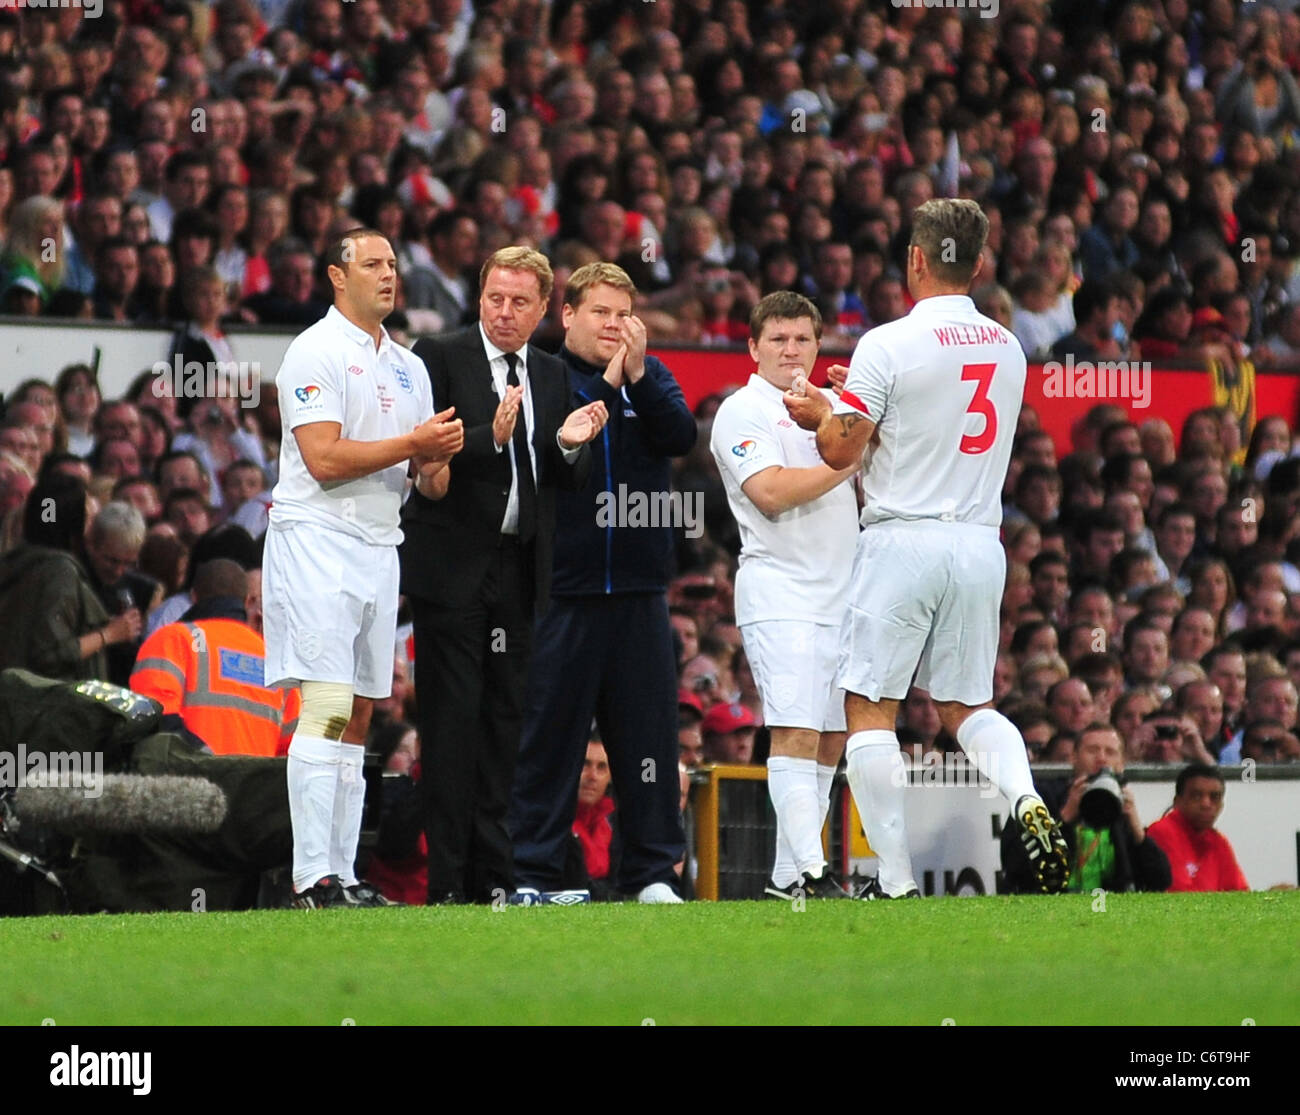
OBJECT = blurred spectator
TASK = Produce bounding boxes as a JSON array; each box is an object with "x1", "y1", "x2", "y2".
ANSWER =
[
  {"x1": 146, "y1": 521, "x2": 260, "y2": 636},
  {"x1": 570, "y1": 737, "x2": 615, "y2": 897},
  {"x1": 1131, "y1": 706, "x2": 1217, "y2": 766},
  {"x1": 1018, "y1": 653, "x2": 1069, "y2": 704},
  {"x1": 91, "y1": 236, "x2": 140, "y2": 322},
  {"x1": 54, "y1": 362, "x2": 100, "y2": 458},
  {"x1": 0, "y1": 473, "x2": 138, "y2": 681},
  {"x1": 678, "y1": 690, "x2": 705, "y2": 769},
  {"x1": 62, "y1": 192, "x2": 122, "y2": 296},
  {"x1": 171, "y1": 394, "x2": 268, "y2": 515},
  {"x1": 1123, "y1": 616, "x2": 1171, "y2": 687},
  {"x1": 1219, "y1": 674, "x2": 1299, "y2": 761},
  {"x1": 163, "y1": 487, "x2": 214, "y2": 550},
  {"x1": 701, "y1": 700, "x2": 757, "y2": 764},
  {"x1": 1046, "y1": 677, "x2": 1096, "y2": 736},
  {"x1": 83, "y1": 500, "x2": 159, "y2": 687},
  {"x1": 1152, "y1": 503, "x2": 1198, "y2": 592},
  {"x1": 242, "y1": 238, "x2": 328, "y2": 325},
  {"x1": 425, "y1": 208, "x2": 479, "y2": 329},
  {"x1": 363, "y1": 720, "x2": 427, "y2": 906},
  {"x1": 1146, "y1": 765, "x2": 1249, "y2": 892},
  {"x1": 680, "y1": 652, "x2": 724, "y2": 711},
  {"x1": 155, "y1": 449, "x2": 211, "y2": 506},
  {"x1": 1175, "y1": 679, "x2": 1230, "y2": 758},
  {"x1": 1, "y1": 195, "x2": 65, "y2": 312},
  {"x1": 1007, "y1": 702, "x2": 1054, "y2": 763},
  {"x1": 669, "y1": 609, "x2": 700, "y2": 668},
  {"x1": 0, "y1": 416, "x2": 42, "y2": 482},
  {"x1": 900, "y1": 687, "x2": 942, "y2": 747},
  {"x1": 147, "y1": 150, "x2": 211, "y2": 244}
]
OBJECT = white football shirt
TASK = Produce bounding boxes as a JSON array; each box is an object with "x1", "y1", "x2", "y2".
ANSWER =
[
  {"x1": 710, "y1": 374, "x2": 859, "y2": 625},
  {"x1": 270, "y1": 305, "x2": 434, "y2": 545},
  {"x1": 834, "y1": 294, "x2": 1026, "y2": 528}
]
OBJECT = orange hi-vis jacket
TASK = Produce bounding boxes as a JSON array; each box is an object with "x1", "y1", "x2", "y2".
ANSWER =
[{"x1": 131, "y1": 619, "x2": 299, "y2": 757}]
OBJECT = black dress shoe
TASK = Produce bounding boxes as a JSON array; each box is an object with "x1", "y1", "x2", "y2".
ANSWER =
[{"x1": 428, "y1": 891, "x2": 466, "y2": 906}]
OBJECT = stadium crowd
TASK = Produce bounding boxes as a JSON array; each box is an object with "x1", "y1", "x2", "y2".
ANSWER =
[{"x1": 1, "y1": 0, "x2": 1299, "y2": 901}]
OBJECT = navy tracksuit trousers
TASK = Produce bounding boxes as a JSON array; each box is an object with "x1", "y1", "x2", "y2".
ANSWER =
[{"x1": 509, "y1": 592, "x2": 684, "y2": 893}]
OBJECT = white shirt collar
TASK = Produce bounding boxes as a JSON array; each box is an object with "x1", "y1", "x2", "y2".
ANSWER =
[
  {"x1": 907, "y1": 294, "x2": 976, "y2": 316},
  {"x1": 749, "y1": 372, "x2": 786, "y2": 401},
  {"x1": 479, "y1": 323, "x2": 526, "y2": 371},
  {"x1": 328, "y1": 304, "x2": 392, "y2": 354}
]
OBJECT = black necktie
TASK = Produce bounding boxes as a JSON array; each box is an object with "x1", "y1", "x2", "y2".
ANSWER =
[{"x1": 505, "y1": 352, "x2": 536, "y2": 541}]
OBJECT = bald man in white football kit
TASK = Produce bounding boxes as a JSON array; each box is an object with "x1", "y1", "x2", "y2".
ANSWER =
[{"x1": 785, "y1": 199, "x2": 1071, "y2": 898}]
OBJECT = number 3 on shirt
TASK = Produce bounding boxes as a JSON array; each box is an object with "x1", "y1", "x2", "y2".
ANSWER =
[{"x1": 959, "y1": 362, "x2": 997, "y2": 455}]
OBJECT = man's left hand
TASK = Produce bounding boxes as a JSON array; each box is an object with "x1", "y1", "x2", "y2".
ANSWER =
[
  {"x1": 1179, "y1": 717, "x2": 1215, "y2": 765},
  {"x1": 560, "y1": 400, "x2": 609, "y2": 448},
  {"x1": 1121, "y1": 786, "x2": 1145, "y2": 842},
  {"x1": 620, "y1": 315, "x2": 648, "y2": 383}
]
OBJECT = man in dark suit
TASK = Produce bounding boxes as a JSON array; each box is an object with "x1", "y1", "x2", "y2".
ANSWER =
[{"x1": 401, "y1": 246, "x2": 608, "y2": 904}]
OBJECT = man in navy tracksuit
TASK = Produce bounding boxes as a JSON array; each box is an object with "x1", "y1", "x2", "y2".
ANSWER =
[{"x1": 509, "y1": 262, "x2": 696, "y2": 902}]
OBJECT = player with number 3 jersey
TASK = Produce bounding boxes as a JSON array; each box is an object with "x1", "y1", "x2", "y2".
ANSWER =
[{"x1": 784, "y1": 199, "x2": 1071, "y2": 899}]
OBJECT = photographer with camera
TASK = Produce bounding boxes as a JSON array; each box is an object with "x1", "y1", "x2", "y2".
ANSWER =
[
  {"x1": 1216, "y1": 28, "x2": 1300, "y2": 150},
  {"x1": 1130, "y1": 708, "x2": 1218, "y2": 766},
  {"x1": 1000, "y1": 723, "x2": 1171, "y2": 894}
]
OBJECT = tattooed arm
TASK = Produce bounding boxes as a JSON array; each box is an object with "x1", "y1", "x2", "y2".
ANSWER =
[
  {"x1": 783, "y1": 382, "x2": 878, "y2": 470},
  {"x1": 816, "y1": 410, "x2": 877, "y2": 470}
]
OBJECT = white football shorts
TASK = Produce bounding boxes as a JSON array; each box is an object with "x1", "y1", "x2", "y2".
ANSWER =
[
  {"x1": 838, "y1": 520, "x2": 1004, "y2": 705},
  {"x1": 741, "y1": 619, "x2": 847, "y2": 733},
  {"x1": 262, "y1": 519, "x2": 399, "y2": 698}
]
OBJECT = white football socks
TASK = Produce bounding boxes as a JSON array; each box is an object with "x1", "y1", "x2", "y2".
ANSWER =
[
  {"x1": 817, "y1": 763, "x2": 837, "y2": 830},
  {"x1": 287, "y1": 734, "x2": 340, "y2": 892},
  {"x1": 768, "y1": 756, "x2": 826, "y2": 883},
  {"x1": 955, "y1": 708, "x2": 1037, "y2": 809},
  {"x1": 771, "y1": 829, "x2": 799, "y2": 888},
  {"x1": 331, "y1": 743, "x2": 367, "y2": 888},
  {"x1": 845, "y1": 730, "x2": 918, "y2": 897}
]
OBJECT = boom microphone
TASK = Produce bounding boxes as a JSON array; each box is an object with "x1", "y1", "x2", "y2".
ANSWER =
[{"x1": 13, "y1": 775, "x2": 229, "y2": 836}]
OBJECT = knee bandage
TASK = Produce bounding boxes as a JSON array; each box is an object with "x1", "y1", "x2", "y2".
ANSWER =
[{"x1": 297, "y1": 681, "x2": 355, "y2": 740}]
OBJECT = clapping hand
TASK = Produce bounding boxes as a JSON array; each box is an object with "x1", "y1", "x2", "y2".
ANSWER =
[
  {"x1": 492, "y1": 385, "x2": 525, "y2": 449},
  {"x1": 412, "y1": 407, "x2": 463, "y2": 464},
  {"x1": 559, "y1": 400, "x2": 609, "y2": 448}
]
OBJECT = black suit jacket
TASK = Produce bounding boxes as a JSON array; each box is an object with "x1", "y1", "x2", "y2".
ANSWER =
[{"x1": 399, "y1": 326, "x2": 591, "y2": 611}]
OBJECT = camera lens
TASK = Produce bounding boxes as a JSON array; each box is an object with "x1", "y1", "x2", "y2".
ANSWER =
[{"x1": 1079, "y1": 769, "x2": 1123, "y2": 828}]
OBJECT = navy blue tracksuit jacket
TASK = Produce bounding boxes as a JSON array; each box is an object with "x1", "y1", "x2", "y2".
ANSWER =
[{"x1": 509, "y1": 346, "x2": 696, "y2": 893}]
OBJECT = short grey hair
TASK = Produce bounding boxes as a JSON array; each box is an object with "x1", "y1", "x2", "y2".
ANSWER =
[
  {"x1": 91, "y1": 500, "x2": 146, "y2": 549},
  {"x1": 909, "y1": 198, "x2": 988, "y2": 285}
]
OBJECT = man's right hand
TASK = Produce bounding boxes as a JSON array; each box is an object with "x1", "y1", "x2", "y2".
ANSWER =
[
  {"x1": 412, "y1": 406, "x2": 463, "y2": 463},
  {"x1": 107, "y1": 609, "x2": 142, "y2": 645},
  {"x1": 603, "y1": 343, "x2": 627, "y2": 390},
  {"x1": 826, "y1": 363, "x2": 850, "y2": 394},
  {"x1": 492, "y1": 385, "x2": 525, "y2": 448}
]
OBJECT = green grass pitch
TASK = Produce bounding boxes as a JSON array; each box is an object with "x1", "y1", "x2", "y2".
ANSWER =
[{"x1": 3, "y1": 892, "x2": 1296, "y2": 1026}]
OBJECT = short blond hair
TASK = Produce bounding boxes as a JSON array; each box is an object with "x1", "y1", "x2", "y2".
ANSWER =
[
  {"x1": 564, "y1": 261, "x2": 637, "y2": 308},
  {"x1": 480, "y1": 246, "x2": 554, "y2": 302}
]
